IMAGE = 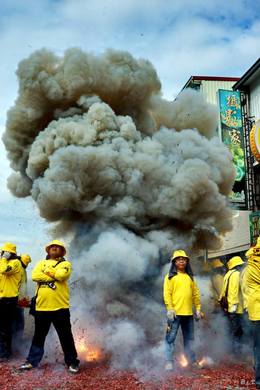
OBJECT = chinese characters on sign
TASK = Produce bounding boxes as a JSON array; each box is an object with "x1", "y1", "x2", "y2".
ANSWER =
[{"x1": 218, "y1": 90, "x2": 247, "y2": 209}]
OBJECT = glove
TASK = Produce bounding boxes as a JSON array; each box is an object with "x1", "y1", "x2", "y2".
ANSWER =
[
  {"x1": 230, "y1": 304, "x2": 238, "y2": 313},
  {"x1": 167, "y1": 310, "x2": 177, "y2": 320},
  {"x1": 1, "y1": 252, "x2": 11, "y2": 260},
  {"x1": 195, "y1": 310, "x2": 202, "y2": 320}
]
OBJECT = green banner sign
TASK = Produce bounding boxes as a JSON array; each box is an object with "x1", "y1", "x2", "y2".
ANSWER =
[{"x1": 218, "y1": 90, "x2": 247, "y2": 209}]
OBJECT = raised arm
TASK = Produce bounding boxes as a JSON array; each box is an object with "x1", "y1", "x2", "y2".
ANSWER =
[{"x1": 0, "y1": 259, "x2": 21, "y2": 275}]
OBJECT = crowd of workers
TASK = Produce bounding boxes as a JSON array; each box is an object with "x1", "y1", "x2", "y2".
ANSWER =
[
  {"x1": 0, "y1": 238, "x2": 259, "y2": 387},
  {"x1": 163, "y1": 241, "x2": 260, "y2": 389}
]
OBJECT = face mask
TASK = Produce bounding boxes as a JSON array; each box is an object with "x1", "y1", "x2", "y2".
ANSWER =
[{"x1": 1, "y1": 252, "x2": 11, "y2": 260}]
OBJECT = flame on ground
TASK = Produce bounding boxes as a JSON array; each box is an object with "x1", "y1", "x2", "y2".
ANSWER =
[
  {"x1": 198, "y1": 358, "x2": 205, "y2": 367},
  {"x1": 179, "y1": 354, "x2": 189, "y2": 367},
  {"x1": 198, "y1": 356, "x2": 214, "y2": 367},
  {"x1": 76, "y1": 340, "x2": 103, "y2": 362}
]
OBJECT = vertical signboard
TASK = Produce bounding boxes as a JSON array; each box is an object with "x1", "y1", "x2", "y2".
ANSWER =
[
  {"x1": 249, "y1": 211, "x2": 260, "y2": 245},
  {"x1": 218, "y1": 90, "x2": 247, "y2": 209}
]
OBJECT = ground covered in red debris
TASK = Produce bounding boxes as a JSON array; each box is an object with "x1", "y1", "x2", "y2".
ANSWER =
[{"x1": 0, "y1": 359, "x2": 256, "y2": 390}]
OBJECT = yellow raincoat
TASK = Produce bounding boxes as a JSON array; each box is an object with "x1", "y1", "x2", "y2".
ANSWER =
[
  {"x1": 219, "y1": 256, "x2": 244, "y2": 314},
  {"x1": 242, "y1": 255, "x2": 260, "y2": 321},
  {"x1": 18, "y1": 254, "x2": 31, "y2": 300},
  {"x1": 209, "y1": 259, "x2": 224, "y2": 310},
  {"x1": 163, "y1": 273, "x2": 201, "y2": 315},
  {"x1": 0, "y1": 258, "x2": 22, "y2": 298},
  {"x1": 32, "y1": 258, "x2": 72, "y2": 311},
  {"x1": 220, "y1": 269, "x2": 244, "y2": 313}
]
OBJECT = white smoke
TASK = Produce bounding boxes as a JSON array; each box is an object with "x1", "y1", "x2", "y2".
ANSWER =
[{"x1": 3, "y1": 48, "x2": 236, "y2": 368}]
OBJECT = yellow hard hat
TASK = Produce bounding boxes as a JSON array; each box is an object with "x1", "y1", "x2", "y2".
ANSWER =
[
  {"x1": 227, "y1": 256, "x2": 244, "y2": 270},
  {"x1": 45, "y1": 240, "x2": 66, "y2": 255},
  {"x1": 211, "y1": 259, "x2": 224, "y2": 269},
  {"x1": 20, "y1": 254, "x2": 31, "y2": 267},
  {"x1": 1, "y1": 242, "x2": 17, "y2": 254},
  {"x1": 171, "y1": 249, "x2": 189, "y2": 261}
]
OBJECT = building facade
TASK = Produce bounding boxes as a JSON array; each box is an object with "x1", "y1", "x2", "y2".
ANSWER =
[
  {"x1": 233, "y1": 58, "x2": 260, "y2": 245},
  {"x1": 181, "y1": 75, "x2": 253, "y2": 259}
]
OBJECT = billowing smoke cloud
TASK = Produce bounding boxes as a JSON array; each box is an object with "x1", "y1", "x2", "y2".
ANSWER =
[{"x1": 3, "y1": 48, "x2": 236, "y2": 368}]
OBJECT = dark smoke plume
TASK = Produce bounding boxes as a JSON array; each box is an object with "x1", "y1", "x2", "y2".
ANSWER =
[{"x1": 3, "y1": 48, "x2": 236, "y2": 367}]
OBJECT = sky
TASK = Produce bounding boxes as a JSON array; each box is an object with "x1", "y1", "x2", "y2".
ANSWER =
[{"x1": 0, "y1": 0, "x2": 260, "y2": 259}]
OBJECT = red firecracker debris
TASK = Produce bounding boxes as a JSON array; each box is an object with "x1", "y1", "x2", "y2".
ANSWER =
[
  {"x1": 0, "y1": 358, "x2": 256, "y2": 390},
  {"x1": 17, "y1": 298, "x2": 31, "y2": 308}
]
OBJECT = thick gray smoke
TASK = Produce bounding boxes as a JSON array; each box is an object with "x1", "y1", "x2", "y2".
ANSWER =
[{"x1": 3, "y1": 48, "x2": 236, "y2": 368}]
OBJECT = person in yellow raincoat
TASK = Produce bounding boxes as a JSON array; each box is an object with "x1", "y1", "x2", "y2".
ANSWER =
[
  {"x1": 243, "y1": 239, "x2": 260, "y2": 389},
  {"x1": 13, "y1": 254, "x2": 31, "y2": 346},
  {"x1": 0, "y1": 242, "x2": 22, "y2": 361},
  {"x1": 20, "y1": 240, "x2": 79, "y2": 373},
  {"x1": 163, "y1": 250, "x2": 202, "y2": 371},
  {"x1": 219, "y1": 256, "x2": 244, "y2": 356},
  {"x1": 210, "y1": 259, "x2": 225, "y2": 313}
]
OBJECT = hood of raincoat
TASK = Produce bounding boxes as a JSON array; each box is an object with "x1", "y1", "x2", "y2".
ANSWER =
[
  {"x1": 1, "y1": 242, "x2": 17, "y2": 254},
  {"x1": 168, "y1": 249, "x2": 193, "y2": 280},
  {"x1": 211, "y1": 258, "x2": 224, "y2": 269},
  {"x1": 171, "y1": 249, "x2": 189, "y2": 261},
  {"x1": 227, "y1": 256, "x2": 244, "y2": 270},
  {"x1": 20, "y1": 254, "x2": 31, "y2": 267},
  {"x1": 247, "y1": 238, "x2": 260, "y2": 258},
  {"x1": 45, "y1": 240, "x2": 66, "y2": 255}
]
